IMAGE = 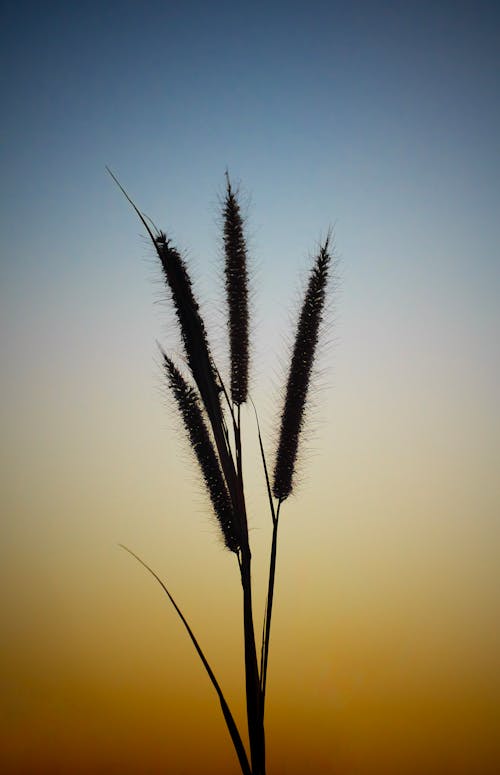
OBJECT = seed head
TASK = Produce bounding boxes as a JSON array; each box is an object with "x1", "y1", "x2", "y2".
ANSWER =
[
  {"x1": 272, "y1": 236, "x2": 331, "y2": 501},
  {"x1": 164, "y1": 353, "x2": 240, "y2": 552},
  {"x1": 223, "y1": 174, "x2": 249, "y2": 405}
]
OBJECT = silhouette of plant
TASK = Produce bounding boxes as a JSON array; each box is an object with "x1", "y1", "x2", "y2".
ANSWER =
[{"x1": 109, "y1": 169, "x2": 332, "y2": 775}]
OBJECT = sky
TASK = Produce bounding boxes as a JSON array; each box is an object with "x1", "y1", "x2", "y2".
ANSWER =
[{"x1": 1, "y1": 1, "x2": 499, "y2": 773}]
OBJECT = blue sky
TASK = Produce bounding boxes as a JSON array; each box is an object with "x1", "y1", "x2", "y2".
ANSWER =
[
  {"x1": 2, "y1": 0, "x2": 498, "y2": 436},
  {"x1": 2, "y1": 1, "x2": 498, "y2": 257},
  {"x1": 2, "y1": 0, "x2": 498, "y2": 359}
]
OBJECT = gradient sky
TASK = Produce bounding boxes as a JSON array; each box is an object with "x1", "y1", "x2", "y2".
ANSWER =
[{"x1": 1, "y1": 2, "x2": 499, "y2": 773}]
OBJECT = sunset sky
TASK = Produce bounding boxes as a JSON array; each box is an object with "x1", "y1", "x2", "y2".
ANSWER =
[{"x1": 1, "y1": 2, "x2": 499, "y2": 773}]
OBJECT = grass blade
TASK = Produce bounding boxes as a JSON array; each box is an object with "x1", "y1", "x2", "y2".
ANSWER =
[{"x1": 119, "y1": 544, "x2": 252, "y2": 775}]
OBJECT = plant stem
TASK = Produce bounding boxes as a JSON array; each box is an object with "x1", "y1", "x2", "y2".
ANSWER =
[
  {"x1": 240, "y1": 548, "x2": 266, "y2": 775},
  {"x1": 260, "y1": 500, "x2": 281, "y2": 715},
  {"x1": 234, "y1": 406, "x2": 265, "y2": 774}
]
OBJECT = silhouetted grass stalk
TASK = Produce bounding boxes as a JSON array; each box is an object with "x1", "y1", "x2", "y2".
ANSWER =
[
  {"x1": 272, "y1": 236, "x2": 331, "y2": 502},
  {"x1": 110, "y1": 169, "x2": 332, "y2": 775},
  {"x1": 223, "y1": 172, "x2": 249, "y2": 405}
]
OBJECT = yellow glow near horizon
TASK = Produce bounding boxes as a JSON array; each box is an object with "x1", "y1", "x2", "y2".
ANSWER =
[{"x1": 2, "y1": 349, "x2": 499, "y2": 773}]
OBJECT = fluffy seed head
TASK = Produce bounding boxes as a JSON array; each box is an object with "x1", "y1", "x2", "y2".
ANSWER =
[
  {"x1": 164, "y1": 353, "x2": 240, "y2": 552},
  {"x1": 272, "y1": 236, "x2": 331, "y2": 501},
  {"x1": 155, "y1": 232, "x2": 223, "y2": 426},
  {"x1": 223, "y1": 174, "x2": 249, "y2": 405}
]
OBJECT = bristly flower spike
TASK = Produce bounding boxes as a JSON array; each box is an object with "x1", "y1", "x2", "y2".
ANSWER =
[
  {"x1": 105, "y1": 168, "x2": 241, "y2": 523},
  {"x1": 223, "y1": 172, "x2": 249, "y2": 405},
  {"x1": 154, "y1": 232, "x2": 221, "y2": 421},
  {"x1": 105, "y1": 167, "x2": 222, "y2": 428},
  {"x1": 163, "y1": 352, "x2": 240, "y2": 553},
  {"x1": 272, "y1": 235, "x2": 332, "y2": 502}
]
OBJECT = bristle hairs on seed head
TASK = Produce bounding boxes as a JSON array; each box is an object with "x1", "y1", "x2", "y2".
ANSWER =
[
  {"x1": 163, "y1": 352, "x2": 240, "y2": 552},
  {"x1": 223, "y1": 172, "x2": 249, "y2": 405},
  {"x1": 153, "y1": 232, "x2": 224, "y2": 427},
  {"x1": 272, "y1": 233, "x2": 332, "y2": 502},
  {"x1": 104, "y1": 169, "x2": 222, "y2": 427}
]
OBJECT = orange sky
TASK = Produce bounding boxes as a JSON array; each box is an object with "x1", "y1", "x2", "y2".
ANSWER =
[{"x1": 2, "y1": 374, "x2": 499, "y2": 773}]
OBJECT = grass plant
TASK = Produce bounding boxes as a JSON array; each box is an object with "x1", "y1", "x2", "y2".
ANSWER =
[{"x1": 109, "y1": 169, "x2": 332, "y2": 775}]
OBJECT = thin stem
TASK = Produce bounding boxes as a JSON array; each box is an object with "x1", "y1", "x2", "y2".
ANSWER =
[
  {"x1": 240, "y1": 549, "x2": 266, "y2": 775},
  {"x1": 249, "y1": 395, "x2": 278, "y2": 705},
  {"x1": 223, "y1": 397, "x2": 264, "y2": 773},
  {"x1": 235, "y1": 403, "x2": 243, "y2": 491},
  {"x1": 249, "y1": 397, "x2": 276, "y2": 524},
  {"x1": 214, "y1": 364, "x2": 237, "y2": 430},
  {"x1": 260, "y1": 500, "x2": 282, "y2": 714},
  {"x1": 234, "y1": 405, "x2": 265, "y2": 773}
]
